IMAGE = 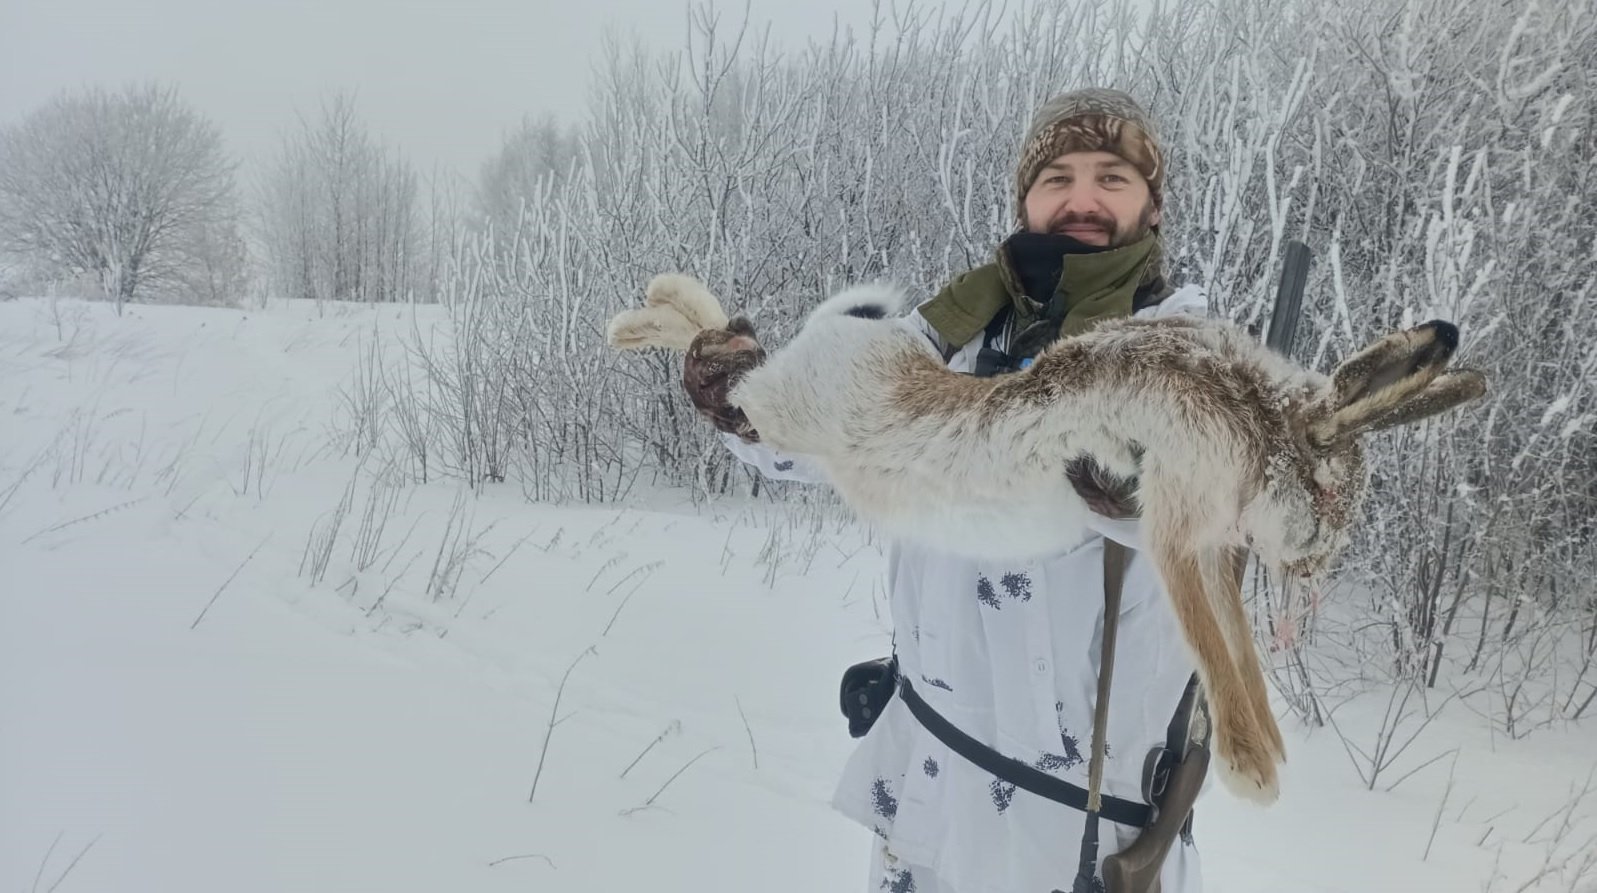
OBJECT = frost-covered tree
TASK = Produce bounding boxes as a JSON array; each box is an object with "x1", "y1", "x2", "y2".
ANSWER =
[
  {"x1": 0, "y1": 83, "x2": 244, "y2": 309},
  {"x1": 256, "y1": 93, "x2": 420, "y2": 305},
  {"x1": 474, "y1": 113, "x2": 582, "y2": 243}
]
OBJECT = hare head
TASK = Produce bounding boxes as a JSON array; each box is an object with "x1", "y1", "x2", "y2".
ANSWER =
[{"x1": 1255, "y1": 320, "x2": 1487, "y2": 578}]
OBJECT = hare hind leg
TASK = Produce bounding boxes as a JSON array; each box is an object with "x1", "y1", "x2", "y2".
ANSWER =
[
  {"x1": 1148, "y1": 527, "x2": 1281, "y2": 805},
  {"x1": 1202, "y1": 547, "x2": 1287, "y2": 762}
]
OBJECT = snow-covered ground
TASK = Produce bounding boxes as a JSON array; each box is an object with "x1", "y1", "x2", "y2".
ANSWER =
[{"x1": 2, "y1": 296, "x2": 1592, "y2": 893}]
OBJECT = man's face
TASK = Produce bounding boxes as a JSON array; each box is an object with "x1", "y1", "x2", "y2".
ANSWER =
[{"x1": 1022, "y1": 150, "x2": 1160, "y2": 247}]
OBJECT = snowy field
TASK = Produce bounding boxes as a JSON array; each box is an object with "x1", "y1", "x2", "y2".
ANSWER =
[{"x1": 2, "y1": 296, "x2": 1593, "y2": 893}]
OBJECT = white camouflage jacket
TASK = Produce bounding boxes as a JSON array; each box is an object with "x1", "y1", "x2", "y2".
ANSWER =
[{"x1": 723, "y1": 284, "x2": 1210, "y2": 893}]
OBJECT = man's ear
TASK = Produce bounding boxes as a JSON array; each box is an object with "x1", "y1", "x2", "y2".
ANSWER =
[{"x1": 1149, "y1": 204, "x2": 1162, "y2": 229}]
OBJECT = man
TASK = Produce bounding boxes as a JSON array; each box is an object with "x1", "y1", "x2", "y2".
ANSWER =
[{"x1": 685, "y1": 89, "x2": 1208, "y2": 893}]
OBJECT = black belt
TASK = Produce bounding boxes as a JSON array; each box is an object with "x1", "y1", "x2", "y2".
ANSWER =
[{"x1": 895, "y1": 675, "x2": 1153, "y2": 828}]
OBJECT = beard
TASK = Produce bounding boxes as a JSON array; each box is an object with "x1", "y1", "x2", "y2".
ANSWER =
[{"x1": 1045, "y1": 198, "x2": 1158, "y2": 247}]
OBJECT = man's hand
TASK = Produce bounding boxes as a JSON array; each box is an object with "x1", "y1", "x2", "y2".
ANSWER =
[
  {"x1": 683, "y1": 315, "x2": 766, "y2": 443},
  {"x1": 1066, "y1": 456, "x2": 1141, "y2": 520}
]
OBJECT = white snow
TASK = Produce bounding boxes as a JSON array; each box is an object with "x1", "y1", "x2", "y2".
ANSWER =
[
  {"x1": 2, "y1": 297, "x2": 1593, "y2": 893},
  {"x1": 1541, "y1": 395, "x2": 1573, "y2": 427}
]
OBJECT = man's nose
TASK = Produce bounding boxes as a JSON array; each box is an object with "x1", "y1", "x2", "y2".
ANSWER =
[{"x1": 1061, "y1": 184, "x2": 1104, "y2": 215}]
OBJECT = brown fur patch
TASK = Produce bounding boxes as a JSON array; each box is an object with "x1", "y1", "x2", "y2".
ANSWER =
[
  {"x1": 885, "y1": 352, "x2": 1004, "y2": 422},
  {"x1": 1065, "y1": 456, "x2": 1142, "y2": 519},
  {"x1": 684, "y1": 317, "x2": 766, "y2": 441}
]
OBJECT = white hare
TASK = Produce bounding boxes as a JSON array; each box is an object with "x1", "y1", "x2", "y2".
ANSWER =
[{"x1": 608, "y1": 273, "x2": 1487, "y2": 804}]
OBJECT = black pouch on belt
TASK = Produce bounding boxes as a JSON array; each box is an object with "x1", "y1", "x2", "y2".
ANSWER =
[{"x1": 840, "y1": 655, "x2": 898, "y2": 738}]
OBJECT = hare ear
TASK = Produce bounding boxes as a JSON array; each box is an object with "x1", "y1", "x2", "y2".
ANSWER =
[
  {"x1": 645, "y1": 273, "x2": 730, "y2": 331},
  {"x1": 1310, "y1": 321, "x2": 1486, "y2": 444},
  {"x1": 1317, "y1": 370, "x2": 1488, "y2": 443},
  {"x1": 605, "y1": 304, "x2": 705, "y2": 352}
]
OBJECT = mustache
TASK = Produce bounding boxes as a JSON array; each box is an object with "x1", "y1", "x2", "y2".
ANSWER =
[{"x1": 1047, "y1": 211, "x2": 1117, "y2": 235}]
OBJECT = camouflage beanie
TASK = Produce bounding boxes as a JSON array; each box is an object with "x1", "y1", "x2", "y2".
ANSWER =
[{"x1": 1013, "y1": 88, "x2": 1165, "y2": 224}]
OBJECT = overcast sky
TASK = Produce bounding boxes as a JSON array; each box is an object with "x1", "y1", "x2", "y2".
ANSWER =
[{"x1": 0, "y1": 0, "x2": 887, "y2": 181}]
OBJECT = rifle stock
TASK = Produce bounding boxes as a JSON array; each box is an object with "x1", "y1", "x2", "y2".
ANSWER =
[{"x1": 1102, "y1": 744, "x2": 1211, "y2": 893}]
